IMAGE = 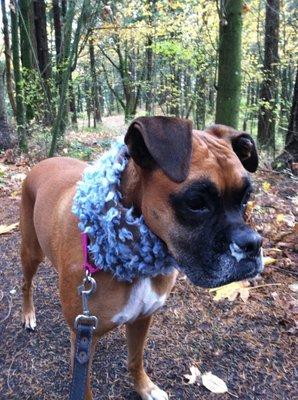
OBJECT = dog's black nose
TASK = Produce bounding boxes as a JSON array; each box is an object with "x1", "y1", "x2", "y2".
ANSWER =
[{"x1": 232, "y1": 228, "x2": 262, "y2": 257}]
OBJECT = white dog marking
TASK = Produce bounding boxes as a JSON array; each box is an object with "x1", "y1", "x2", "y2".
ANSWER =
[
  {"x1": 112, "y1": 278, "x2": 167, "y2": 325},
  {"x1": 229, "y1": 242, "x2": 246, "y2": 262},
  {"x1": 142, "y1": 387, "x2": 169, "y2": 400}
]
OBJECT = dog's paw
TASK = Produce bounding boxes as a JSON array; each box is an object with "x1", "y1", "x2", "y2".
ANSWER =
[
  {"x1": 140, "y1": 386, "x2": 169, "y2": 400},
  {"x1": 22, "y1": 310, "x2": 36, "y2": 331}
]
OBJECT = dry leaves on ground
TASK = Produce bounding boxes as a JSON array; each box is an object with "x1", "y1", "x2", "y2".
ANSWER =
[
  {"x1": 184, "y1": 366, "x2": 229, "y2": 394},
  {"x1": 209, "y1": 280, "x2": 251, "y2": 302}
]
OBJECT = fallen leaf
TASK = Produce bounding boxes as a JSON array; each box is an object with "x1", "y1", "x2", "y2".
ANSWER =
[
  {"x1": 201, "y1": 371, "x2": 228, "y2": 394},
  {"x1": 184, "y1": 366, "x2": 201, "y2": 385},
  {"x1": 289, "y1": 283, "x2": 298, "y2": 293},
  {"x1": 239, "y1": 287, "x2": 250, "y2": 302},
  {"x1": 276, "y1": 214, "x2": 285, "y2": 222},
  {"x1": 209, "y1": 280, "x2": 250, "y2": 302},
  {"x1": 10, "y1": 189, "x2": 21, "y2": 198},
  {"x1": 262, "y1": 181, "x2": 271, "y2": 192},
  {"x1": 0, "y1": 222, "x2": 19, "y2": 234},
  {"x1": 246, "y1": 200, "x2": 255, "y2": 211},
  {"x1": 263, "y1": 256, "x2": 277, "y2": 266},
  {"x1": 267, "y1": 247, "x2": 283, "y2": 254},
  {"x1": 276, "y1": 213, "x2": 296, "y2": 227}
]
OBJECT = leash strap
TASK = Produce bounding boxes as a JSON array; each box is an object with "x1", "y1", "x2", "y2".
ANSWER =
[
  {"x1": 69, "y1": 322, "x2": 94, "y2": 400},
  {"x1": 69, "y1": 265, "x2": 98, "y2": 400}
]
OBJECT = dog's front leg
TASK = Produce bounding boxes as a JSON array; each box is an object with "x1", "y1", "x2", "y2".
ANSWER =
[
  {"x1": 126, "y1": 316, "x2": 168, "y2": 400},
  {"x1": 70, "y1": 330, "x2": 98, "y2": 400}
]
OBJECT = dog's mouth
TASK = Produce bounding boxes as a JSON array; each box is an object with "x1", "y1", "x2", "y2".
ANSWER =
[{"x1": 174, "y1": 249, "x2": 264, "y2": 288}]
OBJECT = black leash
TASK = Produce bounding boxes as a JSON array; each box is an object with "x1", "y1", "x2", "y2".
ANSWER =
[{"x1": 69, "y1": 274, "x2": 98, "y2": 400}]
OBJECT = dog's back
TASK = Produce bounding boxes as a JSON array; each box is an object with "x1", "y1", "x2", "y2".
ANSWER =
[{"x1": 20, "y1": 157, "x2": 87, "y2": 329}]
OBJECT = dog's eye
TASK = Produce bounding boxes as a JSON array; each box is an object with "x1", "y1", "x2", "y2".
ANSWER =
[{"x1": 186, "y1": 196, "x2": 209, "y2": 212}]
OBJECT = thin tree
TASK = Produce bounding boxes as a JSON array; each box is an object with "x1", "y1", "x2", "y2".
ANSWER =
[
  {"x1": 285, "y1": 69, "x2": 298, "y2": 161},
  {"x1": 89, "y1": 38, "x2": 102, "y2": 126},
  {"x1": 52, "y1": 0, "x2": 63, "y2": 93},
  {"x1": 49, "y1": 0, "x2": 91, "y2": 157},
  {"x1": 257, "y1": 0, "x2": 280, "y2": 154},
  {"x1": 69, "y1": 74, "x2": 77, "y2": 124},
  {"x1": 19, "y1": 0, "x2": 36, "y2": 120},
  {"x1": 0, "y1": 65, "x2": 13, "y2": 150},
  {"x1": 215, "y1": 0, "x2": 243, "y2": 129},
  {"x1": 99, "y1": 8, "x2": 145, "y2": 122},
  {"x1": 10, "y1": 0, "x2": 26, "y2": 150},
  {"x1": 1, "y1": 0, "x2": 16, "y2": 115},
  {"x1": 52, "y1": 0, "x2": 62, "y2": 64},
  {"x1": 273, "y1": 68, "x2": 298, "y2": 169},
  {"x1": 19, "y1": 0, "x2": 35, "y2": 68},
  {"x1": 145, "y1": 0, "x2": 156, "y2": 115},
  {"x1": 33, "y1": 0, "x2": 52, "y2": 124}
]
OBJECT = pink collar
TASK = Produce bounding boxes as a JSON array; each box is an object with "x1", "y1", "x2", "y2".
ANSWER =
[{"x1": 81, "y1": 233, "x2": 99, "y2": 274}]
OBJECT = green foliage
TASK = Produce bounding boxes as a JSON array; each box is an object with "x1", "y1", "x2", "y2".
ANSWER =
[
  {"x1": 1, "y1": 0, "x2": 295, "y2": 157},
  {"x1": 154, "y1": 41, "x2": 194, "y2": 62},
  {"x1": 67, "y1": 140, "x2": 93, "y2": 160}
]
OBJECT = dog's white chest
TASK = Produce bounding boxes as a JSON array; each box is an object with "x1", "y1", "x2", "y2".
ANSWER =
[{"x1": 112, "y1": 278, "x2": 167, "y2": 325}]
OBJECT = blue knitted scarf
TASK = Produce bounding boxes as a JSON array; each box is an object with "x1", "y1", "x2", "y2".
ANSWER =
[{"x1": 72, "y1": 140, "x2": 176, "y2": 282}]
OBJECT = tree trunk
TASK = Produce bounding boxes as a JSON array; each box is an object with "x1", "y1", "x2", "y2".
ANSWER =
[
  {"x1": 89, "y1": 39, "x2": 102, "y2": 126},
  {"x1": 84, "y1": 80, "x2": 91, "y2": 128},
  {"x1": 33, "y1": 0, "x2": 52, "y2": 124},
  {"x1": 242, "y1": 84, "x2": 251, "y2": 131},
  {"x1": 257, "y1": 0, "x2": 280, "y2": 154},
  {"x1": 19, "y1": 0, "x2": 36, "y2": 120},
  {"x1": 10, "y1": 0, "x2": 27, "y2": 151},
  {"x1": 285, "y1": 69, "x2": 298, "y2": 158},
  {"x1": 195, "y1": 74, "x2": 206, "y2": 130},
  {"x1": 145, "y1": 0, "x2": 156, "y2": 115},
  {"x1": 215, "y1": 0, "x2": 243, "y2": 129},
  {"x1": 61, "y1": 0, "x2": 67, "y2": 19},
  {"x1": 108, "y1": 89, "x2": 115, "y2": 116},
  {"x1": 69, "y1": 74, "x2": 77, "y2": 124},
  {"x1": 145, "y1": 34, "x2": 153, "y2": 115},
  {"x1": 279, "y1": 66, "x2": 289, "y2": 134},
  {"x1": 77, "y1": 84, "x2": 83, "y2": 113},
  {"x1": 52, "y1": 0, "x2": 62, "y2": 94},
  {"x1": 1, "y1": 0, "x2": 16, "y2": 115},
  {"x1": 0, "y1": 67, "x2": 13, "y2": 150},
  {"x1": 19, "y1": 0, "x2": 35, "y2": 69},
  {"x1": 52, "y1": 0, "x2": 62, "y2": 64},
  {"x1": 272, "y1": 69, "x2": 297, "y2": 170},
  {"x1": 33, "y1": 0, "x2": 51, "y2": 80},
  {"x1": 169, "y1": 64, "x2": 180, "y2": 117}
]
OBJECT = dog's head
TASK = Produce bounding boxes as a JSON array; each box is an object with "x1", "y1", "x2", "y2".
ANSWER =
[{"x1": 124, "y1": 116, "x2": 263, "y2": 288}]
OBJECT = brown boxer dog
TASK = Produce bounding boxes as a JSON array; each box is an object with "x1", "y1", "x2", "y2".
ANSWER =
[{"x1": 20, "y1": 117, "x2": 263, "y2": 400}]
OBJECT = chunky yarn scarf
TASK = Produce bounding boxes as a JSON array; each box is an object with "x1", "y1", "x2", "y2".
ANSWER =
[{"x1": 72, "y1": 140, "x2": 176, "y2": 282}]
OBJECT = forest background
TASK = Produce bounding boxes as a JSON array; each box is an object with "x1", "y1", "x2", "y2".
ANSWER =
[{"x1": 0, "y1": 0, "x2": 297, "y2": 168}]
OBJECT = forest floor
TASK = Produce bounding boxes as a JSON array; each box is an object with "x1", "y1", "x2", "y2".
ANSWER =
[{"x1": 0, "y1": 120, "x2": 297, "y2": 399}]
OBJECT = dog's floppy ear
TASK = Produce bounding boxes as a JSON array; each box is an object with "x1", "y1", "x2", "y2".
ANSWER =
[
  {"x1": 231, "y1": 133, "x2": 258, "y2": 172},
  {"x1": 206, "y1": 124, "x2": 259, "y2": 172},
  {"x1": 124, "y1": 116, "x2": 193, "y2": 182}
]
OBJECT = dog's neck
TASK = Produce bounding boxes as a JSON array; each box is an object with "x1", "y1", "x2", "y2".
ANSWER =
[{"x1": 72, "y1": 141, "x2": 176, "y2": 282}]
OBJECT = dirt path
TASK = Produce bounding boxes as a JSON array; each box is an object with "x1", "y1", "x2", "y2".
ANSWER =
[{"x1": 0, "y1": 157, "x2": 297, "y2": 399}]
